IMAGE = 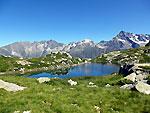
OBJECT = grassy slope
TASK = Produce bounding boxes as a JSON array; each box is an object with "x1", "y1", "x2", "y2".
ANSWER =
[
  {"x1": 0, "y1": 75, "x2": 150, "y2": 113},
  {"x1": 0, "y1": 52, "x2": 85, "y2": 73},
  {"x1": 92, "y1": 46, "x2": 150, "y2": 64}
]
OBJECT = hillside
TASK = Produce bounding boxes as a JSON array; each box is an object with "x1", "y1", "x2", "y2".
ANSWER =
[
  {"x1": 92, "y1": 46, "x2": 150, "y2": 64},
  {"x1": 0, "y1": 52, "x2": 89, "y2": 74}
]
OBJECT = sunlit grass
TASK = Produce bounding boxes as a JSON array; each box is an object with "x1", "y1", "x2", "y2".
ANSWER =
[{"x1": 0, "y1": 74, "x2": 150, "y2": 113}]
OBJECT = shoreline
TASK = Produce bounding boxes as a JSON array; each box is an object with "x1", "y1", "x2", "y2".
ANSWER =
[{"x1": 0, "y1": 62, "x2": 90, "y2": 76}]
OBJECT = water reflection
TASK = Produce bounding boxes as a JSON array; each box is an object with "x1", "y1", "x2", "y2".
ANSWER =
[
  {"x1": 50, "y1": 67, "x2": 73, "y2": 76},
  {"x1": 28, "y1": 63, "x2": 119, "y2": 79}
]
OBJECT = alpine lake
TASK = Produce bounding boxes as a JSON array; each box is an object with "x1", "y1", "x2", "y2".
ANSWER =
[{"x1": 27, "y1": 63, "x2": 120, "y2": 79}]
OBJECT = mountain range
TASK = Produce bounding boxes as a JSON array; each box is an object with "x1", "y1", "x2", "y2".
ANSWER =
[{"x1": 0, "y1": 31, "x2": 150, "y2": 58}]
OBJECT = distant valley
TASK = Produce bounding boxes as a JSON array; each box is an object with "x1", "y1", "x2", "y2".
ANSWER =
[{"x1": 0, "y1": 31, "x2": 150, "y2": 58}]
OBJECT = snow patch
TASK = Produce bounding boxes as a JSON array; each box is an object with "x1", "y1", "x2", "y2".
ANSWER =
[
  {"x1": 118, "y1": 39, "x2": 126, "y2": 42},
  {"x1": 129, "y1": 36, "x2": 149, "y2": 46},
  {"x1": 81, "y1": 39, "x2": 92, "y2": 43}
]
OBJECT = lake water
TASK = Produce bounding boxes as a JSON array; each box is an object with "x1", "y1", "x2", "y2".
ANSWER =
[{"x1": 28, "y1": 63, "x2": 120, "y2": 79}]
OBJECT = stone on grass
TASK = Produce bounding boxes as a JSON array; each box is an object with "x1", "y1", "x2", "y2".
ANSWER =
[
  {"x1": 136, "y1": 81, "x2": 150, "y2": 94},
  {"x1": 37, "y1": 77, "x2": 50, "y2": 83},
  {"x1": 125, "y1": 73, "x2": 136, "y2": 82},
  {"x1": 0, "y1": 79, "x2": 27, "y2": 92},
  {"x1": 89, "y1": 82, "x2": 94, "y2": 85},
  {"x1": 120, "y1": 84, "x2": 134, "y2": 90},
  {"x1": 23, "y1": 111, "x2": 31, "y2": 113},
  {"x1": 105, "y1": 84, "x2": 111, "y2": 87},
  {"x1": 87, "y1": 82, "x2": 97, "y2": 87},
  {"x1": 68, "y1": 79, "x2": 77, "y2": 86}
]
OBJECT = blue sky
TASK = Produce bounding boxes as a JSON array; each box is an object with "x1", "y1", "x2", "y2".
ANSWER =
[{"x1": 0, "y1": 0, "x2": 150, "y2": 46}]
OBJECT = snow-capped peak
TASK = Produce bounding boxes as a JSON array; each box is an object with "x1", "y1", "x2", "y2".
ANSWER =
[{"x1": 81, "y1": 39, "x2": 92, "y2": 43}]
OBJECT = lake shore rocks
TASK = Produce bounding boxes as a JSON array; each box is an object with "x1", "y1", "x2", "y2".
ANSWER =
[{"x1": 119, "y1": 63, "x2": 150, "y2": 94}]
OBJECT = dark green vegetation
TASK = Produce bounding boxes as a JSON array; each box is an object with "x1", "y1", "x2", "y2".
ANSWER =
[
  {"x1": 92, "y1": 46, "x2": 150, "y2": 64},
  {"x1": 0, "y1": 74, "x2": 150, "y2": 113},
  {"x1": 0, "y1": 52, "x2": 87, "y2": 73},
  {"x1": 117, "y1": 78, "x2": 134, "y2": 86}
]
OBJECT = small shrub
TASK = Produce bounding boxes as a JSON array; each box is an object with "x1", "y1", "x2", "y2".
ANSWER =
[{"x1": 117, "y1": 78, "x2": 134, "y2": 85}]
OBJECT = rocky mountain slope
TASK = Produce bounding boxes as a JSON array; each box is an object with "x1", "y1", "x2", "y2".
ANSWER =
[
  {"x1": 0, "y1": 31, "x2": 150, "y2": 58},
  {"x1": 92, "y1": 46, "x2": 150, "y2": 64},
  {"x1": 92, "y1": 38, "x2": 150, "y2": 66},
  {"x1": 99, "y1": 31, "x2": 150, "y2": 50},
  {"x1": 0, "y1": 52, "x2": 89, "y2": 74},
  {"x1": 0, "y1": 40, "x2": 65, "y2": 58}
]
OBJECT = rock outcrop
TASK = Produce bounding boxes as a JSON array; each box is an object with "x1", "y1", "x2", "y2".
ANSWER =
[
  {"x1": 119, "y1": 63, "x2": 134, "y2": 76},
  {"x1": 119, "y1": 63, "x2": 150, "y2": 94},
  {"x1": 0, "y1": 79, "x2": 27, "y2": 92},
  {"x1": 136, "y1": 81, "x2": 150, "y2": 94},
  {"x1": 120, "y1": 84, "x2": 135, "y2": 90}
]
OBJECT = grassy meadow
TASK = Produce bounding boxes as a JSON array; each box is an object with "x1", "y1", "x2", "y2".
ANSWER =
[{"x1": 0, "y1": 74, "x2": 150, "y2": 113}]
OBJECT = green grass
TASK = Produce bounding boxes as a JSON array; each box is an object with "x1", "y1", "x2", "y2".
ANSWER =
[{"x1": 0, "y1": 74, "x2": 150, "y2": 113}]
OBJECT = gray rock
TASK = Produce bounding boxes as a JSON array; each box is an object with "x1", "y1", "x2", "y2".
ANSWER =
[
  {"x1": 135, "y1": 81, "x2": 150, "y2": 94},
  {"x1": 37, "y1": 77, "x2": 50, "y2": 83},
  {"x1": 120, "y1": 84, "x2": 134, "y2": 90},
  {"x1": 0, "y1": 79, "x2": 27, "y2": 92},
  {"x1": 105, "y1": 84, "x2": 111, "y2": 87},
  {"x1": 125, "y1": 73, "x2": 136, "y2": 82},
  {"x1": 136, "y1": 70, "x2": 143, "y2": 75},
  {"x1": 135, "y1": 74, "x2": 147, "y2": 81}
]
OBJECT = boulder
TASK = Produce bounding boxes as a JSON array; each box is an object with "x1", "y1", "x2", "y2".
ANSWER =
[
  {"x1": 120, "y1": 84, "x2": 134, "y2": 90},
  {"x1": 135, "y1": 81, "x2": 150, "y2": 94},
  {"x1": 0, "y1": 79, "x2": 27, "y2": 92},
  {"x1": 105, "y1": 84, "x2": 111, "y2": 87},
  {"x1": 135, "y1": 74, "x2": 147, "y2": 82},
  {"x1": 37, "y1": 77, "x2": 50, "y2": 83},
  {"x1": 89, "y1": 82, "x2": 94, "y2": 86},
  {"x1": 68, "y1": 79, "x2": 77, "y2": 86},
  {"x1": 125, "y1": 73, "x2": 136, "y2": 82}
]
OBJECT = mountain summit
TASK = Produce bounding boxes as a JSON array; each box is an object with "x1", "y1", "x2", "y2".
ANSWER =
[
  {"x1": 99, "y1": 31, "x2": 150, "y2": 50},
  {"x1": 0, "y1": 31, "x2": 150, "y2": 58}
]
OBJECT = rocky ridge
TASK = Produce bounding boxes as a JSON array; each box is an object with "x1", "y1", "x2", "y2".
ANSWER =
[
  {"x1": 92, "y1": 46, "x2": 150, "y2": 64},
  {"x1": 0, "y1": 31, "x2": 150, "y2": 58}
]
